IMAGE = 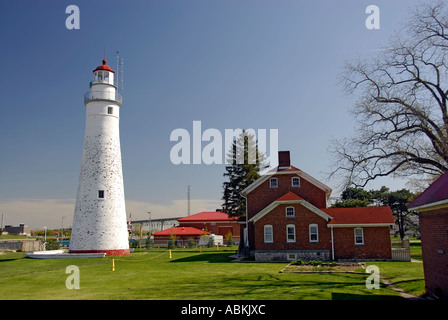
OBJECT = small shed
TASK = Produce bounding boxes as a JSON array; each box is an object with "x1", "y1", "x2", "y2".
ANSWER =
[
  {"x1": 177, "y1": 211, "x2": 240, "y2": 243},
  {"x1": 152, "y1": 226, "x2": 210, "y2": 247}
]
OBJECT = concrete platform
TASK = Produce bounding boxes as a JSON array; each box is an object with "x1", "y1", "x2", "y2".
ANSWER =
[{"x1": 24, "y1": 250, "x2": 106, "y2": 259}]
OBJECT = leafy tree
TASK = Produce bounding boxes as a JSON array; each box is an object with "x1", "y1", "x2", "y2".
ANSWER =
[
  {"x1": 332, "y1": 199, "x2": 371, "y2": 208},
  {"x1": 331, "y1": 187, "x2": 372, "y2": 207},
  {"x1": 222, "y1": 130, "x2": 267, "y2": 217},
  {"x1": 332, "y1": 186, "x2": 417, "y2": 239},
  {"x1": 372, "y1": 187, "x2": 417, "y2": 239},
  {"x1": 45, "y1": 239, "x2": 60, "y2": 250}
]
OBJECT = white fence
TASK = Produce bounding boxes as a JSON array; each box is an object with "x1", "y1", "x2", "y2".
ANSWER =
[
  {"x1": 391, "y1": 237, "x2": 411, "y2": 261},
  {"x1": 391, "y1": 248, "x2": 411, "y2": 261}
]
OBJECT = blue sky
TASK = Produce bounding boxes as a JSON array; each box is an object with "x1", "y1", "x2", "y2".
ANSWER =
[{"x1": 0, "y1": 0, "x2": 427, "y2": 229}]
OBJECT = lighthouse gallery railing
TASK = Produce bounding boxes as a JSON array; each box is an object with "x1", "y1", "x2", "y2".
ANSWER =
[{"x1": 84, "y1": 91, "x2": 122, "y2": 106}]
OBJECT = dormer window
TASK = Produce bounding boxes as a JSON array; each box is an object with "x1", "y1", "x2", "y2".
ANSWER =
[
  {"x1": 269, "y1": 178, "x2": 278, "y2": 188},
  {"x1": 286, "y1": 207, "x2": 295, "y2": 217},
  {"x1": 292, "y1": 177, "x2": 300, "y2": 187}
]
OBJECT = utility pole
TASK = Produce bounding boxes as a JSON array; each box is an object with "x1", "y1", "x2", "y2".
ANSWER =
[
  {"x1": 188, "y1": 185, "x2": 191, "y2": 216},
  {"x1": 147, "y1": 211, "x2": 152, "y2": 236}
]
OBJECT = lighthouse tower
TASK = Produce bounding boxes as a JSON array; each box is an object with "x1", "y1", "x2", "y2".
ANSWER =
[{"x1": 70, "y1": 59, "x2": 130, "y2": 256}]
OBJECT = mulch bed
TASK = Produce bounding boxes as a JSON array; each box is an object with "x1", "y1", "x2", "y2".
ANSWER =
[{"x1": 281, "y1": 262, "x2": 366, "y2": 273}]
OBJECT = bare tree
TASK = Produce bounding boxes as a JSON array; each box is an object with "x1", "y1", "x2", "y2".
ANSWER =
[{"x1": 329, "y1": 1, "x2": 448, "y2": 188}]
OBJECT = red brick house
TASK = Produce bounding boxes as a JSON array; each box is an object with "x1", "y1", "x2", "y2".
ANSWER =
[
  {"x1": 240, "y1": 151, "x2": 395, "y2": 262},
  {"x1": 408, "y1": 171, "x2": 448, "y2": 300},
  {"x1": 152, "y1": 211, "x2": 240, "y2": 246}
]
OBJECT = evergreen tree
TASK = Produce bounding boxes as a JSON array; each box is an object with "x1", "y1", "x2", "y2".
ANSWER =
[
  {"x1": 222, "y1": 130, "x2": 267, "y2": 217},
  {"x1": 332, "y1": 187, "x2": 373, "y2": 208},
  {"x1": 371, "y1": 187, "x2": 417, "y2": 239}
]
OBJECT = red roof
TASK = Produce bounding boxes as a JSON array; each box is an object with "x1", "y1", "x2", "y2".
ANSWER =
[
  {"x1": 93, "y1": 59, "x2": 115, "y2": 73},
  {"x1": 323, "y1": 206, "x2": 394, "y2": 225},
  {"x1": 408, "y1": 171, "x2": 448, "y2": 209},
  {"x1": 275, "y1": 192, "x2": 304, "y2": 202},
  {"x1": 177, "y1": 211, "x2": 238, "y2": 222},
  {"x1": 152, "y1": 226, "x2": 209, "y2": 237},
  {"x1": 266, "y1": 165, "x2": 302, "y2": 174}
]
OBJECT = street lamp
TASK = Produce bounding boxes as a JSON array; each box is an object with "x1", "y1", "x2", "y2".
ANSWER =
[
  {"x1": 61, "y1": 216, "x2": 66, "y2": 247},
  {"x1": 43, "y1": 226, "x2": 47, "y2": 250}
]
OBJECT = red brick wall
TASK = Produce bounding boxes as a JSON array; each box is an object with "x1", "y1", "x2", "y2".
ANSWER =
[
  {"x1": 253, "y1": 204, "x2": 330, "y2": 251},
  {"x1": 246, "y1": 173, "x2": 327, "y2": 221},
  {"x1": 419, "y1": 209, "x2": 448, "y2": 299},
  {"x1": 243, "y1": 172, "x2": 392, "y2": 261},
  {"x1": 249, "y1": 203, "x2": 392, "y2": 260},
  {"x1": 331, "y1": 226, "x2": 392, "y2": 260}
]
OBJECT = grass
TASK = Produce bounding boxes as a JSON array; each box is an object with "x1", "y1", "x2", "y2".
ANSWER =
[
  {"x1": 0, "y1": 247, "x2": 425, "y2": 300},
  {"x1": 371, "y1": 261, "x2": 425, "y2": 297}
]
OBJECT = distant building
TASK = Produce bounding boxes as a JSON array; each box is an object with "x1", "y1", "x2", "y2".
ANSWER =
[
  {"x1": 408, "y1": 171, "x2": 448, "y2": 300},
  {"x1": 177, "y1": 211, "x2": 240, "y2": 242},
  {"x1": 4, "y1": 224, "x2": 31, "y2": 236},
  {"x1": 152, "y1": 211, "x2": 240, "y2": 246},
  {"x1": 152, "y1": 226, "x2": 210, "y2": 247}
]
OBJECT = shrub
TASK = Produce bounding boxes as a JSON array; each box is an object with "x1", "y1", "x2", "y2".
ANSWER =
[
  {"x1": 186, "y1": 237, "x2": 196, "y2": 248},
  {"x1": 45, "y1": 239, "x2": 60, "y2": 250},
  {"x1": 167, "y1": 238, "x2": 176, "y2": 249},
  {"x1": 145, "y1": 237, "x2": 153, "y2": 249},
  {"x1": 291, "y1": 259, "x2": 338, "y2": 267}
]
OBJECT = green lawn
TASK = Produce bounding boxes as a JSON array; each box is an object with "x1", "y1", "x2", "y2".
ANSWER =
[{"x1": 0, "y1": 247, "x2": 425, "y2": 300}]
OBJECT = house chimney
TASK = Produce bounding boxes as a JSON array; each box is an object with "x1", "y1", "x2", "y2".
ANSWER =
[{"x1": 278, "y1": 151, "x2": 291, "y2": 169}]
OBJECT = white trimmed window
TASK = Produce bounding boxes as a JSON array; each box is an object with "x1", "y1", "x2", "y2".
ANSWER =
[
  {"x1": 292, "y1": 177, "x2": 300, "y2": 187},
  {"x1": 98, "y1": 190, "x2": 105, "y2": 199},
  {"x1": 309, "y1": 224, "x2": 319, "y2": 242},
  {"x1": 264, "y1": 225, "x2": 273, "y2": 243},
  {"x1": 107, "y1": 107, "x2": 113, "y2": 114},
  {"x1": 286, "y1": 207, "x2": 295, "y2": 217},
  {"x1": 286, "y1": 224, "x2": 296, "y2": 243},
  {"x1": 269, "y1": 178, "x2": 278, "y2": 188},
  {"x1": 354, "y1": 228, "x2": 364, "y2": 245}
]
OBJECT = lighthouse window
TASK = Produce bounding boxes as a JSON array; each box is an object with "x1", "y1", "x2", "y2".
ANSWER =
[
  {"x1": 98, "y1": 190, "x2": 105, "y2": 199},
  {"x1": 107, "y1": 107, "x2": 113, "y2": 115}
]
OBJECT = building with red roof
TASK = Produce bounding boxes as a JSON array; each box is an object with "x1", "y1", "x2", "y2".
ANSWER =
[
  {"x1": 408, "y1": 171, "x2": 448, "y2": 300},
  {"x1": 240, "y1": 151, "x2": 395, "y2": 262},
  {"x1": 152, "y1": 211, "x2": 240, "y2": 247},
  {"x1": 152, "y1": 226, "x2": 210, "y2": 247}
]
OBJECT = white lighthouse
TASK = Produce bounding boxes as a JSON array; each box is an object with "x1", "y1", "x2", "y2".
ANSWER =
[{"x1": 70, "y1": 59, "x2": 130, "y2": 256}]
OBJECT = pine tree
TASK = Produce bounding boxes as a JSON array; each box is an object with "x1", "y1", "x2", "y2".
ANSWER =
[{"x1": 222, "y1": 130, "x2": 267, "y2": 217}]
